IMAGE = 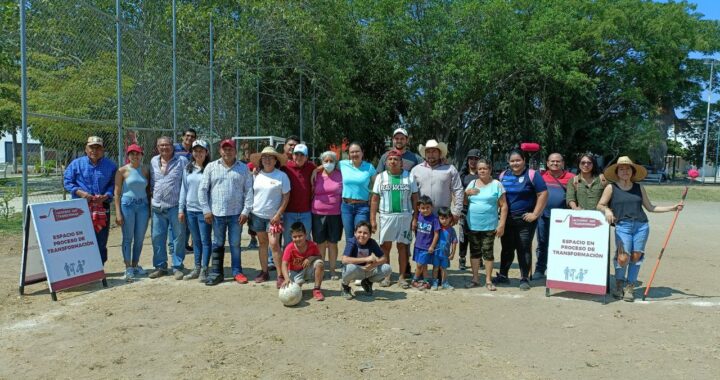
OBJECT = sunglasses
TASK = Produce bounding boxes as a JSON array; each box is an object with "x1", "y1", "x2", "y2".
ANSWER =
[{"x1": 580, "y1": 161, "x2": 593, "y2": 166}]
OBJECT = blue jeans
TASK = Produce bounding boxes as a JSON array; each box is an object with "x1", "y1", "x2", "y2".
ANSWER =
[
  {"x1": 212, "y1": 215, "x2": 243, "y2": 275},
  {"x1": 186, "y1": 210, "x2": 211, "y2": 268},
  {"x1": 535, "y1": 215, "x2": 550, "y2": 274},
  {"x1": 120, "y1": 198, "x2": 149, "y2": 264},
  {"x1": 151, "y1": 205, "x2": 186, "y2": 270},
  {"x1": 283, "y1": 211, "x2": 312, "y2": 247},
  {"x1": 614, "y1": 220, "x2": 650, "y2": 285},
  {"x1": 340, "y1": 202, "x2": 369, "y2": 242}
]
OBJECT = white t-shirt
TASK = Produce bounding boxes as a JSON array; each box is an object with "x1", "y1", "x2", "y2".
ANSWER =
[{"x1": 252, "y1": 169, "x2": 291, "y2": 219}]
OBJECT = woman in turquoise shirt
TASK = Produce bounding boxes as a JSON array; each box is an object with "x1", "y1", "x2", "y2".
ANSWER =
[
  {"x1": 338, "y1": 142, "x2": 376, "y2": 242},
  {"x1": 464, "y1": 158, "x2": 507, "y2": 290}
]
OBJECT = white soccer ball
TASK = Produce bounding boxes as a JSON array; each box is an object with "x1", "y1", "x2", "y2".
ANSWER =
[{"x1": 278, "y1": 282, "x2": 302, "y2": 306}]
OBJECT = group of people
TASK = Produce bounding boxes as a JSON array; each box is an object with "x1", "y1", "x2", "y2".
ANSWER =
[{"x1": 63, "y1": 128, "x2": 682, "y2": 303}]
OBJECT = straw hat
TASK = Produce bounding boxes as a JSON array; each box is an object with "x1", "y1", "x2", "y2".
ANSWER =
[
  {"x1": 603, "y1": 156, "x2": 648, "y2": 182},
  {"x1": 418, "y1": 139, "x2": 448, "y2": 158},
  {"x1": 249, "y1": 146, "x2": 287, "y2": 168}
]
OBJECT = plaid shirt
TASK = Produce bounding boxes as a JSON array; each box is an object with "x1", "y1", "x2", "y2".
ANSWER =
[
  {"x1": 199, "y1": 158, "x2": 253, "y2": 217},
  {"x1": 150, "y1": 154, "x2": 188, "y2": 209}
]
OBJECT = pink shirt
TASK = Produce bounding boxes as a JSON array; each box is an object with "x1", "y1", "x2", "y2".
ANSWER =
[{"x1": 312, "y1": 170, "x2": 343, "y2": 215}]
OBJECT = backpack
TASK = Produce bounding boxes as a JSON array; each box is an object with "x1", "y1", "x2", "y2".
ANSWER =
[{"x1": 499, "y1": 169, "x2": 536, "y2": 191}]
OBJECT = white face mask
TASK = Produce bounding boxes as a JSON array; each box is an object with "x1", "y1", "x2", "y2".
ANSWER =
[{"x1": 323, "y1": 162, "x2": 335, "y2": 172}]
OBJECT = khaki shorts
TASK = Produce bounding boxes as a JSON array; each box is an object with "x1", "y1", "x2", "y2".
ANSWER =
[{"x1": 378, "y1": 213, "x2": 413, "y2": 245}]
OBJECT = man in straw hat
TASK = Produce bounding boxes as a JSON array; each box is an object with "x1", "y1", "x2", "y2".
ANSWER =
[{"x1": 64, "y1": 136, "x2": 118, "y2": 265}]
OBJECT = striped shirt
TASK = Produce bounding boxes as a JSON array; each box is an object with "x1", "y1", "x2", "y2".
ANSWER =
[
  {"x1": 198, "y1": 158, "x2": 254, "y2": 217},
  {"x1": 372, "y1": 170, "x2": 418, "y2": 214},
  {"x1": 150, "y1": 154, "x2": 188, "y2": 209}
]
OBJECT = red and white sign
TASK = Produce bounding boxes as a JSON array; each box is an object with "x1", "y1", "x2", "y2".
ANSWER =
[
  {"x1": 546, "y1": 209, "x2": 610, "y2": 295},
  {"x1": 20, "y1": 199, "x2": 105, "y2": 297}
]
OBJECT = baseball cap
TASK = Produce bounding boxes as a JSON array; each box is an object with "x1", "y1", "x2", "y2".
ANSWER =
[
  {"x1": 87, "y1": 136, "x2": 104, "y2": 147},
  {"x1": 125, "y1": 144, "x2": 143, "y2": 154},
  {"x1": 192, "y1": 139, "x2": 209, "y2": 151},
  {"x1": 393, "y1": 127, "x2": 409, "y2": 137},
  {"x1": 219, "y1": 138, "x2": 235, "y2": 149},
  {"x1": 293, "y1": 144, "x2": 308, "y2": 156}
]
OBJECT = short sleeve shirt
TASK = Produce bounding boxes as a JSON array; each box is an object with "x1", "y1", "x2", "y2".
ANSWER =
[
  {"x1": 436, "y1": 227, "x2": 458, "y2": 258},
  {"x1": 252, "y1": 169, "x2": 291, "y2": 219},
  {"x1": 466, "y1": 179, "x2": 505, "y2": 231},
  {"x1": 343, "y1": 237, "x2": 384, "y2": 266},
  {"x1": 500, "y1": 169, "x2": 547, "y2": 216},
  {"x1": 415, "y1": 213, "x2": 440, "y2": 250},
  {"x1": 339, "y1": 160, "x2": 375, "y2": 201},
  {"x1": 281, "y1": 161, "x2": 316, "y2": 213},
  {"x1": 282, "y1": 240, "x2": 320, "y2": 271},
  {"x1": 371, "y1": 170, "x2": 418, "y2": 214}
]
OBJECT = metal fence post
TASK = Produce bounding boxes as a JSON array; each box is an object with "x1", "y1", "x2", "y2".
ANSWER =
[
  {"x1": 299, "y1": 73, "x2": 303, "y2": 141},
  {"x1": 172, "y1": 0, "x2": 178, "y2": 140},
  {"x1": 116, "y1": 0, "x2": 123, "y2": 165},
  {"x1": 209, "y1": 16, "x2": 214, "y2": 139},
  {"x1": 19, "y1": 0, "x2": 29, "y2": 215}
]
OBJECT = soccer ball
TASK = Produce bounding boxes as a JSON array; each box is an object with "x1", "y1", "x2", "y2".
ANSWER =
[{"x1": 278, "y1": 282, "x2": 302, "y2": 306}]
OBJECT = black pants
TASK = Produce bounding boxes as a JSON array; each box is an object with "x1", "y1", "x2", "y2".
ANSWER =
[
  {"x1": 459, "y1": 211, "x2": 470, "y2": 259},
  {"x1": 499, "y1": 214, "x2": 537, "y2": 279}
]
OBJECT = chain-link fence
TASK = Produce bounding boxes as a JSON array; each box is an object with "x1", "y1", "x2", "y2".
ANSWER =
[{"x1": 9, "y1": 0, "x2": 311, "y2": 217}]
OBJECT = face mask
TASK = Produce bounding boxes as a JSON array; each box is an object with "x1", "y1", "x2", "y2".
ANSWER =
[{"x1": 323, "y1": 162, "x2": 335, "y2": 172}]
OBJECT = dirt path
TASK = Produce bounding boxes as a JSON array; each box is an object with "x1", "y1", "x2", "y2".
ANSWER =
[{"x1": 1, "y1": 202, "x2": 719, "y2": 379}]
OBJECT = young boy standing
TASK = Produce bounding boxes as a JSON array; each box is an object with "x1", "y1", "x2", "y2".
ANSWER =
[
  {"x1": 431, "y1": 207, "x2": 458, "y2": 290},
  {"x1": 412, "y1": 195, "x2": 440, "y2": 289},
  {"x1": 281, "y1": 222, "x2": 325, "y2": 301}
]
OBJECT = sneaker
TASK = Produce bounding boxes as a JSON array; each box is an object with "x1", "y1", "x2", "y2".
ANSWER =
[
  {"x1": 531, "y1": 271, "x2": 546, "y2": 281},
  {"x1": 254, "y1": 271, "x2": 269, "y2": 283},
  {"x1": 379, "y1": 278, "x2": 391, "y2": 287},
  {"x1": 519, "y1": 279, "x2": 531, "y2": 290},
  {"x1": 124, "y1": 268, "x2": 134, "y2": 282},
  {"x1": 341, "y1": 284, "x2": 354, "y2": 300},
  {"x1": 354, "y1": 279, "x2": 363, "y2": 286},
  {"x1": 186, "y1": 245, "x2": 194, "y2": 252},
  {"x1": 247, "y1": 240, "x2": 258, "y2": 250},
  {"x1": 184, "y1": 267, "x2": 200, "y2": 280},
  {"x1": 276, "y1": 275, "x2": 285, "y2": 289},
  {"x1": 199, "y1": 267, "x2": 208, "y2": 282},
  {"x1": 268, "y1": 264, "x2": 277, "y2": 272},
  {"x1": 442, "y1": 281, "x2": 454, "y2": 290},
  {"x1": 612, "y1": 286, "x2": 624, "y2": 300},
  {"x1": 134, "y1": 266, "x2": 147, "y2": 276},
  {"x1": 234, "y1": 273, "x2": 249, "y2": 284},
  {"x1": 623, "y1": 284, "x2": 635, "y2": 302},
  {"x1": 149, "y1": 268, "x2": 167, "y2": 279},
  {"x1": 360, "y1": 279, "x2": 373, "y2": 295},
  {"x1": 459, "y1": 257, "x2": 467, "y2": 270},
  {"x1": 173, "y1": 269, "x2": 185, "y2": 280},
  {"x1": 312, "y1": 288, "x2": 325, "y2": 301},
  {"x1": 492, "y1": 273, "x2": 510, "y2": 284}
]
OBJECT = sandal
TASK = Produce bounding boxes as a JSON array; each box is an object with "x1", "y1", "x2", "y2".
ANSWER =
[
  {"x1": 485, "y1": 282, "x2": 496, "y2": 291},
  {"x1": 464, "y1": 280, "x2": 480, "y2": 289},
  {"x1": 399, "y1": 279, "x2": 411, "y2": 289}
]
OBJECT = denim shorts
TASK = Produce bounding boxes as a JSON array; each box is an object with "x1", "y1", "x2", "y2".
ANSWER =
[
  {"x1": 432, "y1": 253, "x2": 450, "y2": 269},
  {"x1": 249, "y1": 213, "x2": 271, "y2": 233},
  {"x1": 413, "y1": 247, "x2": 433, "y2": 265},
  {"x1": 614, "y1": 220, "x2": 650, "y2": 255}
]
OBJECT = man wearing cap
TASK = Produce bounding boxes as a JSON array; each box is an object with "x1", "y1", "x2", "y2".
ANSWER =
[
  {"x1": 149, "y1": 136, "x2": 189, "y2": 279},
  {"x1": 410, "y1": 140, "x2": 464, "y2": 225},
  {"x1": 174, "y1": 128, "x2": 197, "y2": 159},
  {"x1": 376, "y1": 127, "x2": 424, "y2": 173},
  {"x1": 199, "y1": 138, "x2": 254, "y2": 285},
  {"x1": 370, "y1": 149, "x2": 418, "y2": 288},
  {"x1": 63, "y1": 136, "x2": 118, "y2": 265},
  {"x1": 533, "y1": 153, "x2": 574, "y2": 280},
  {"x1": 281, "y1": 143, "x2": 316, "y2": 248}
]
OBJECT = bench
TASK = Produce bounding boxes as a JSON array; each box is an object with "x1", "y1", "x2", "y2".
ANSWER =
[
  {"x1": 642, "y1": 173, "x2": 664, "y2": 184},
  {"x1": 0, "y1": 162, "x2": 8, "y2": 178}
]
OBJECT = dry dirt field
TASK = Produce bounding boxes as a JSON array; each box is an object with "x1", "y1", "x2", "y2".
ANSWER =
[{"x1": 1, "y1": 202, "x2": 719, "y2": 379}]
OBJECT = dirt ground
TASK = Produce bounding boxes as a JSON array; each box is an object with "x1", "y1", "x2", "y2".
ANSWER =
[{"x1": 1, "y1": 202, "x2": 719, "y2": 379}]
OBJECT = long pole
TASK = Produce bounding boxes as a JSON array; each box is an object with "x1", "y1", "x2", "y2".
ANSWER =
[
  {"x1": 115, "y1": 0, "x2": 122, "y2": 165},
  {"x1": 172, "y1": 0, "x2": 177, "y2": 140},
  {"x1": 19, "y1": 0, "x2": 28, "y2": 214},
  {"x1": 299, "y1": 73, "x2": 303, "y2": 141},
  {"x1": 701, "y1": 60, "x2": 714, "y2": 185},
  {"x1": 209, "y1": 16, "x2": 214, "y2": 138},
  {"x1": 715, "y1": 122, "x2": 719, "y2": 183}
]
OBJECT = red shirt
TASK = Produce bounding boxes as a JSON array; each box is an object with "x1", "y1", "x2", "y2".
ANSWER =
[
  {"x1": 281, "y1": 160, "x2": 316, "y2": 213},
  {"x1": 282, "y1": 240, "x2": 320, "y2": 271}
]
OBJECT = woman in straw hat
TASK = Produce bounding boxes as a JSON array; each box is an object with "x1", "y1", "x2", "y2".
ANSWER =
[
  {"x1": 249, "y1": 146, "x2": 291, "y2": 285},
  {"x1": 597, "y1": 156, "x2": 683, "y2": 302}
]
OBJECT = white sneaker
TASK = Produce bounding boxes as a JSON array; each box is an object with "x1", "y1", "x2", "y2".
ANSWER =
[{"x1": 124, "y1": 268, "x2": 135, "y2": 282}]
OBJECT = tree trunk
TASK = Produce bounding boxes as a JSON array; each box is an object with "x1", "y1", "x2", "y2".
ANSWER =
[{"x1": 649, "y1": 98, "x2": 675, "y2": 170}]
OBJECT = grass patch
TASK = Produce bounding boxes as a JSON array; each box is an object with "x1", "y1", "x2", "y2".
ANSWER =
[
  {"x1": 0, "y1": 213, "x2": 24, "y2": 234},
  {"x1": 643, "y1": 185, "x2": 720, "y2": 202}
]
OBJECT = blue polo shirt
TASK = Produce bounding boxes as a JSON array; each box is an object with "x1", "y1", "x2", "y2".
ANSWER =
[
  {"x1": 63, "y1": 156, "x2": 118, "y2": 200},
  {"x1": 500, "y1": 168, "x2": 547, "y2": 216}
]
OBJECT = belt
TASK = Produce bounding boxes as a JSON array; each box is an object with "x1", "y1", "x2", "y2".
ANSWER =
[{"x1": 343, "y1": 198, "x2": 368, "y2": 204}]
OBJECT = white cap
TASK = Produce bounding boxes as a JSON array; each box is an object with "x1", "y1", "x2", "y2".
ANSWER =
[
  {"x1": 293, "y1": 144, "x2": 309, "y2": 156},
  {"x1": 192, "y1": 139, "x2": 209, "y2": 150},
  {"x1": 393, "y1": 127, "x2": 408, "y2": 137}
]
